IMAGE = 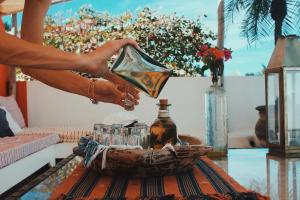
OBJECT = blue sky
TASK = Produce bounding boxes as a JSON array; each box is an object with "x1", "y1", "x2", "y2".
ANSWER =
[{"x1": 3, "y1": 0, "x2": 275, "y2": 75}]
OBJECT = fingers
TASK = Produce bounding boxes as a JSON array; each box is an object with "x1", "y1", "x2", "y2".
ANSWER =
[
  {"x1": 107, "y1": 38, "x2": 140, "y2": 53},
  {"x1": 117, "y1": 84, "x2": 140, "y2": 101},
  {"x1": 125, "y1": 92, "x2": 139, "y2": 106},
  {"x1": 115, "y1": 93, "x2": 139, "y2": 111},
  {"x1": 118, "y1": 38, "x2": 140, "y2": 49},
  {"x1": 80, "y1": 38, "x2": 142, "y2": 82},
  {"x1": 114, "y1": 86, "x2": 139, "y2": 110},
  {"x1": 105, "y1": 88, "x2": 130, "y2": 109},
  {"x1": 94, "y1": 38, "x2": 140, "y2": 67},
  {"x1": 115, "y1": 92, "x2": 126, "y2": 107},
  {"x1": 94, "y1": 80, "x2": 139, "y2": 110},
  {"x1": 105, "y1": 73, "x2": 140, "y2": 101}
]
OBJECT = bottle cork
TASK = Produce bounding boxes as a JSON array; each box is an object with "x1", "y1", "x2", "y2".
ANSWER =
[
  {"x1": 159, "y1": 99, "x2": 168, "y2": 105},
  {"x1": 159, "y1": 99, "x2": 169, "y2": 109}
]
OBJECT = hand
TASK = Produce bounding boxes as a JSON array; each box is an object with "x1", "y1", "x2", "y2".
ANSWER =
[
  {"x1": 105, "y1": 72, "x2": 140, "y2": 102},
  {"x1": 93, "y1": 79, "x2": 139, "y2": 109},
  {"x1": 80, "y1": 38, "x2": 139, "y2": 76}
]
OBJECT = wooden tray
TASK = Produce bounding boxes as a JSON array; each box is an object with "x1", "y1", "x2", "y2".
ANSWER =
[{"x1": 73, "y1": 135, "x2": 212, "y2": 177}]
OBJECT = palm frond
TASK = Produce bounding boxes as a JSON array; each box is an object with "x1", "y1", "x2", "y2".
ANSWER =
[
  {"x1": 225, "y1": 0, "x2": 247, "y2": 23},
  {"x1": 282, "y1": 17, "x2": 295, "y2": 35},
  {"x1": 286, "y1": 0, "x2": 300, "y2": 34},
  {"x1": 226, "y1": 0, "x2": 299, "y2": 43},
  {"x1": 281, "y1": 0, "x2": 300, "y2": 35},
  {"x1": 297, "y1": 1, "x2": 300, "y2": 33},
  {"x1": 240, "y1": 0, "x2": 272, "y2": 43},
  {"x1": 258, "y1": 15, "x2": 274, "y2": 37}
]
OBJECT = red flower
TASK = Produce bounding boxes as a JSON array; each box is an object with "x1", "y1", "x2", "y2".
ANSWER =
[
  {"x1": 196, "y1": 45, "x2": 232, "y2": 63},
  {"x1": 200, "y1": 44, "x2": 209, "y2": 51},
  {"x1": 224, "y1": 48, "x2": 232, "y2": 61},
  {"x1": 196, "y1": 51, "x2": 203, "y2": 57},
  {"x1": 209, "y1": 48, "x2": 224, "y2": 60},
  {"x1": 196, "y1": 44, "x2": 232, "y2": 84}
]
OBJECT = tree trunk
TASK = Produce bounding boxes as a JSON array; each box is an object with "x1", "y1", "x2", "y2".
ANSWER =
[
  {"x1": 270, "y1": 0, "x2": 287, "y2": 44},
  {"x1": 274, "y1": 20, "x2": 283, "y2": 44},
  {"x1": 9, "y1": 14, "x2": 18, "y2": 96},
  {"x1": 217, "y1": 0, "x2": 225, "y2": 87},
  {"x1": 217, "y1": 0, "x2": 224, "y2": 49}
]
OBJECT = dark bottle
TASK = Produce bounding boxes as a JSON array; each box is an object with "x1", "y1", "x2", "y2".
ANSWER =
[{"x1": 150, "y1": 99, "x2": 177, "y2": 149}]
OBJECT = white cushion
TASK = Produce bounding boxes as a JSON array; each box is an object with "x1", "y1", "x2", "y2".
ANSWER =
[
  {"x1": 0, "y1": 95, "x2": 25, "y2": 128},
  {"x1": 0, "y1": 106, "x2": 21, "y2": 134},
  {"x1": 19, "y1": 126, "x2": 92, "y2": 143}
]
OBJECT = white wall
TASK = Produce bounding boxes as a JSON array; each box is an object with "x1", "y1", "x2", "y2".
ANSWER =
[{"x1": 27, "y1": 77, "x2": 265, "y2": 140}]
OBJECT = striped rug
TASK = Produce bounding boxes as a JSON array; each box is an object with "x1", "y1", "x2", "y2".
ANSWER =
[{"x1": 50, "y1": 157, "x2": 269, "y2": 200}]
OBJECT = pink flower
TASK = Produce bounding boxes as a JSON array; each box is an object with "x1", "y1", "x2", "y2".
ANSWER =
[
  {"x1": 200, "y1": 44, "x2": 209, "y2": 51},
  {"x1": 196, "y1": 44, "x2": 210, "y2": 58},
  {"x1": 196, "y1": 51, "x2": 203, "y2": 57},
  {"x1": 224, "y1": 48, "x2": 232, "y2": 61}
]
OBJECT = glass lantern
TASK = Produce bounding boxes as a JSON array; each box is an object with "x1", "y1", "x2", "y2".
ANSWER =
[
  {"x1": 266, "y1": 155, "x2": 300, "y2": 199},
  {"x1": 265, "y1": 35, "x2": 300, "y2": 157}
]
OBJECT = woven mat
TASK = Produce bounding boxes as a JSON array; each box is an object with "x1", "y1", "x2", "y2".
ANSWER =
[{"x1": 50, "y1": 156, "x2": 269, "y2": 200}]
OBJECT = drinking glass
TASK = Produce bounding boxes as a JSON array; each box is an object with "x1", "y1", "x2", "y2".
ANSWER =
[
  {"x1": 111, "y1": 124, "x2": 124, "y2": 145},
  {"x1": 124, "y1": 85, "x2": 135, "y2": 111},
  {"x1": 124, "y1": 127, "x2": 141, "y2": 146},
  {"x1": 94, "y1": 124, "x2": 112, "y2": 145},
  {"x1": 93, "y1": 124, "x2": 103, "y2": 142},
  {"x1": 134, "y1": 123, "x2": 150, "y2": 148}
]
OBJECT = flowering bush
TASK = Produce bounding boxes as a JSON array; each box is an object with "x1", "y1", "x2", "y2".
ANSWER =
[
  {"x1": 196, "y1": 44, "x2": 232, "y2": 84},
  {"x1": 43, "y1": 5, "x2": 216, "y2": 77}
]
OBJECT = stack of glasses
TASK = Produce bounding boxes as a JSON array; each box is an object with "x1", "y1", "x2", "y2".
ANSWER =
[{"x1": 93, "y1": 123, "x2": 149, "y2": 149}]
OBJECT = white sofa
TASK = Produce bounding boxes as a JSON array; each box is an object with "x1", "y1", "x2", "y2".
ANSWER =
[
  {"x1": 0, "y1": 133, "x2": 58, "y2": 194},
  {"x1": 0, "y1": 145, "x2": 56, "y2": 194},
  {"x1": 0, "y1": 127, "x2": 91, "y2": 195}
]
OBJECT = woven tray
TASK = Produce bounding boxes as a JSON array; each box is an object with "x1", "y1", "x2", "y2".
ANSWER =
[{"x1": 73, "y1": 135, "x2": 212, "y2": 177}]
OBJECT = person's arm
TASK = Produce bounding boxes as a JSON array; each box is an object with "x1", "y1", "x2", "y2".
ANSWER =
[
  {"x1": 20, "y1": 0, "x2": 90, "y2": 98},
  {"x1": 0, "y1": 0, "x2": 90, "y2": 72},
  {"x1": 0, "y1": 28, "x2": 92, "y2": 71},
  {"x1": 20, "y1": 0, "x2": 138, "y2": 107},
  {"x1": 0, "y1": 1, "x2": 85, "y2": 71},
  {"x1": 21, "y1": 0, "x2": 89, "y2": 96},
  {"x1": 1, "y1": 0, "x2": 138, "y2": 76}
]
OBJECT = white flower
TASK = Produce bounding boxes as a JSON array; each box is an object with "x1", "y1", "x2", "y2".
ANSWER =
[{"x1": 178, "y1": 69, "x2": 186, "y2": 76}]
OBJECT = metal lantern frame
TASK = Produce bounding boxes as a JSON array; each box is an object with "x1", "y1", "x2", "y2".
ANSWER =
[
  {"x1": 266, "y1": 154, "x2": 299, "y2": 199},
  {"x1": 265, "y1": 35, "x2": 300, "y2": 157}
]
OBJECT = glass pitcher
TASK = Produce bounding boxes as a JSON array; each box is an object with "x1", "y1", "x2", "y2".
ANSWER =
[{"x1": 111, "y1": 45, "x2": 171, "y2": 98}]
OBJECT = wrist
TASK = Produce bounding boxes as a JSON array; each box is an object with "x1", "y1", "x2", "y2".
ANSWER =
[
  {"x1": 102, "y1": 71, "x2": 114, "y2": 81},
  {"x1": 78, "y1": 76, "x2": 98, "y2": 104},
  {"x1": 87, "y1": 78, "x2": 98, "y2": 104},
  {"x1": 70, "y1": 74, "x2": 91, "y2": 98},
  {"x1": 75, "y1": 54, "x2": 91, "y2": 72},
  {"x1": 76, "y1": 54, "x2": 108, "y2": 77}
]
